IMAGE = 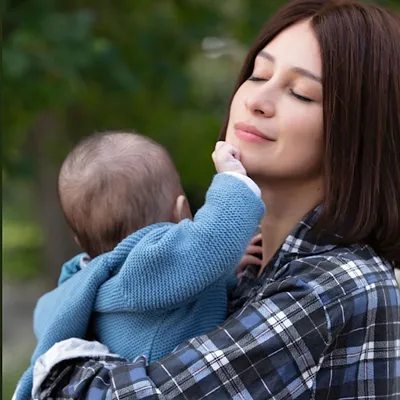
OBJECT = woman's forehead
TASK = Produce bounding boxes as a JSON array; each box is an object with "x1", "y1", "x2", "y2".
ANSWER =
[{"x1": 256, "y1": 21, "x2": 322, "y2": 76}]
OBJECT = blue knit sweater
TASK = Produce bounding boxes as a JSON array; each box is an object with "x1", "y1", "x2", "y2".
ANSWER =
[{"x1": 17, "y1": 173, "x2": 265, "y2": 400}]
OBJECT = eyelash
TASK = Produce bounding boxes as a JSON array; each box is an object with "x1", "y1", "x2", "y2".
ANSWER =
[
  {"x1": 248, "y1": 76, "x2": 266, "y2": 82},
  {"x1": 248, "y1": 76, "x2": 313, "y2": 103}
]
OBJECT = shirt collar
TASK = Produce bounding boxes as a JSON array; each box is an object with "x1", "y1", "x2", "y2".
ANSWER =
[
  {"x1": 279, "y1": 205, "x2": 339, "y2": 258},
  {"x1": 240, "y1": 206, "x2": 340, "y2": 283}
]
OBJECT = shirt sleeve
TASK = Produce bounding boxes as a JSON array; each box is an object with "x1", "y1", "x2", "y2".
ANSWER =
[
  {"x1": 37, "y1": 275, "x2": 335, "y2": 399},
  {"x1": 96, "y1": 173, "x2": 265, "y2": 312},
  {"x1": 105, "y1": 276, "x2": 332, "y2": 399}
]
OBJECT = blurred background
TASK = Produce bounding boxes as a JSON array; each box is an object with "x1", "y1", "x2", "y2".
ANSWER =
[{"x1": 3, "y1": 0, "x2": 400, "y2": 397}]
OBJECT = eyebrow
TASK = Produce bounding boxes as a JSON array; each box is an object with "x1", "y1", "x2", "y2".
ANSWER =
[{"x1": 258, "y1": 50, "x2": 322, "y2": 83}]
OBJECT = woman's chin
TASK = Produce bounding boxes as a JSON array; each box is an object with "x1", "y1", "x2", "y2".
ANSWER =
[{"x1": 240, "y1": 154, "x2": 269, "y2": 176}]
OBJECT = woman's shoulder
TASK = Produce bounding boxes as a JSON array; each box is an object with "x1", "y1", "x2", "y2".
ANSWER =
[{"x1": 275, "y1": 243, "x2": 398, "y2": 306}]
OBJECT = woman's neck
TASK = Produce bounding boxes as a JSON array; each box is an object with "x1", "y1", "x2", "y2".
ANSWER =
[{"x1": 257, "y1": 178, "x2": 323, "y2": 274}]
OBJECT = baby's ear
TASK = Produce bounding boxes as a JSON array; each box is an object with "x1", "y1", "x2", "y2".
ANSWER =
[{"x1": 172, "y1": 195, "x2": 192, "y2": 222}]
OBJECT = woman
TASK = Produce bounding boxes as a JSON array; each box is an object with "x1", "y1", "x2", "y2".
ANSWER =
[{"x1": 28, "y1": 1, "x2": 400, "y2": 399}]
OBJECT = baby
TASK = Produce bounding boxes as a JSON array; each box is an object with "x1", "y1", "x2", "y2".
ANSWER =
[{"x1": 17, "y1": 131, "x2": 265, "y2": 400}]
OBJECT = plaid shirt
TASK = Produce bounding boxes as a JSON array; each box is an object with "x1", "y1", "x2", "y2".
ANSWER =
[{"x1": 36, "y1": 208, "x2": 400, "y2": 399}]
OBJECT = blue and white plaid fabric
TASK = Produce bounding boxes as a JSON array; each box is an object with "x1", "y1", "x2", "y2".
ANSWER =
[{"x1": 35, "y1": 208, "x2": 400, "y2": 399}]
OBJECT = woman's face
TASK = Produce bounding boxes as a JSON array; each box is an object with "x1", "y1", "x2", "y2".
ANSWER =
[{"x1": 226, "y1": 20, "x2": 324, "y2": 185}]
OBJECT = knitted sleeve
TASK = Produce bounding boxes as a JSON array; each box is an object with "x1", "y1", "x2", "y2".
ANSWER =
[{"x1": 95, "y1": 173, "x2": 265, "y2": 312}]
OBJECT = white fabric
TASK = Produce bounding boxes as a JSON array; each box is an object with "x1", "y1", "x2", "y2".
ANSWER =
[
  {"x1": 79, "y1": 254, "x2": 91, "y2": 268},
  {"x1": 31, "y1": 338, "x2": 118, "y2": 399},
  {"x1": 223, "y1": 171, "x2": 261, "y2": 198},
  {"x1": 395, "y1": 268, "x2": 400, "y2": 287}
]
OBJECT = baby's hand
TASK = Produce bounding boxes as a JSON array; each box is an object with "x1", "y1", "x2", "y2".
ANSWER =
[
  {"x1": 236, "y1": 233, "x2": 263, "y2": 279},
  {"x1": 212, "y1": 141, "x2": 247, "y2": 175}
]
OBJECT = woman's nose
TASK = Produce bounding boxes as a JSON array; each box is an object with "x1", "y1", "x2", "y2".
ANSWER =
[{"x1": 245, "y1": 91, "x2": 275, "y2": 118}]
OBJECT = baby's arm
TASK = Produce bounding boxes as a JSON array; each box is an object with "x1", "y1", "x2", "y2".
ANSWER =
[{"x1": 96, "y1": 143, "x2": 265, "y2": 312}]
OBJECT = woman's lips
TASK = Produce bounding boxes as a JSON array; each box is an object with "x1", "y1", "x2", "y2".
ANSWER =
[{"x1": 234, "y1": 122, "x2": 275, "y2": 143}]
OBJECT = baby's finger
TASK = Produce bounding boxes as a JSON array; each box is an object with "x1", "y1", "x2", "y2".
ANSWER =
[
  {"x1": 244, "y1": 255, "x2": 263, "y2": 266},
  {"x1": 237, "y1": 247, "x2": 265, "y2": 279},
  {"x1": 237, "y1": 255, "x2": 263, "y2": 272},
  {"x1": 250, "y1": 233, "x2": 263, "y2": 245},
  {"x1": 230, "y1": 146, "x2": 241, "y2": 160},
  {"x1": 246, "y1": 245, "x2": 263, "y2": 255},
  {"x1": 215, "y1": 141, "x2": 225, "y2": 151},
  {"x1": 221, "y1": 142, "x2": 241, "y2": 158}
]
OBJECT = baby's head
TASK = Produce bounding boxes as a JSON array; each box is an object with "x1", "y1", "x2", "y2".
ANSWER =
[{"x1": 58, "y1": 131, "x2": 190, "y2": 258}]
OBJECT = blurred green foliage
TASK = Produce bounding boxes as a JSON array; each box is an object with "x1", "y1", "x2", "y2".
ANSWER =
[{"x1": 3, "y1": 182, "x2": 43, "y2": 280}]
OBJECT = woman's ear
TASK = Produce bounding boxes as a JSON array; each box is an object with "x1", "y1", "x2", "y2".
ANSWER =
[
  {"x1": 74, "y1": 236, "x2": 81, "y2": 247},
  {"x1": 172, "y1": 195, "x2": 193, "y2": 222}
]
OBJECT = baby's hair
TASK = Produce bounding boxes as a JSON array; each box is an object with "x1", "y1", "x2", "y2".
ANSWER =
[{"x1": 58, "y1": 131, "x2": 183, "y2": 258}]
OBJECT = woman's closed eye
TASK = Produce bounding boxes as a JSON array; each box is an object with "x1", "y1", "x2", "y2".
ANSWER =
[
  {"x1": 248, "y1": 76, "x2": 268, "y2": 82},
  {"x1": 248, "y1": 76, "x2": 314, "y2": 103},
  {"x1": 290, "y1": 89, "x2": 313, "y2": 102}
]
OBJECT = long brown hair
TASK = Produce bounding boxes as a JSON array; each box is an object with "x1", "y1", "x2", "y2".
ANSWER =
[{"x1": 219, "y1": 0, "x2": 400, "y2": 267}]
